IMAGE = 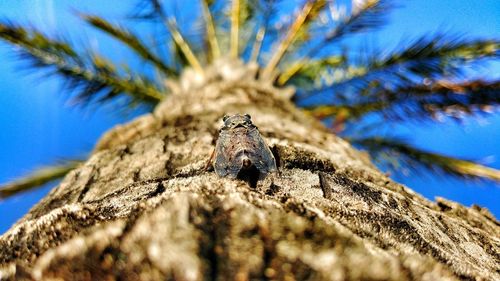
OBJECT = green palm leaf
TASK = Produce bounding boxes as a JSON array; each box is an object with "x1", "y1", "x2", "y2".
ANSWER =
[
  {"x1": 249, "y1": 0, "x2": 281, "y2": 63},
  {"x1": 280, "y1": 0, "x2": 389, "y2": 81},
  {"x1": 303, "y1": 36, "x2": 499, "y2": 96},
  {"x1": 365, "y1": 36, "x2": 499, "y2": 78},
  {"x1": 262, "y1": 0, "x2": 327, "y2": 77},
  {"x1": 201, "y1": 0, "x2": 221, "y2": 61},
  {"x1": 298, "y1": 35, "x2": 500, "y2": 126},
  {"x1": 278, "y1": 55, "x2": 344, "y2": 86},
  {"x1": 305, "y1": 79, "x2": 500, "y2": 124},
  {"x1": 379, "y1": 79, "x2": 500, "y2": 121},
  {"x1": 0, "y1": 160, "x2": 83, "y2": 199},
  {"x1": 304, "y1": 0, "x2": 390, "y2": 58},
  {"x1": 0, "y1": 21, "x2": 164, "y2": 107},
  {"x1": 352, "y1": 137, "x2": 500, "y2": 181},
  {"x1": 146, "y1": 0, "x2": 204, "y2": 72},
  {"x1": 82, "y1": 14, "x2": 178, "y2": 76}
]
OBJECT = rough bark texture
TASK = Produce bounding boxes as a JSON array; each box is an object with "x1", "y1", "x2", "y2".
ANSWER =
[{"x1": 0, "y1": 59, "x2": 499, "y2": 281}]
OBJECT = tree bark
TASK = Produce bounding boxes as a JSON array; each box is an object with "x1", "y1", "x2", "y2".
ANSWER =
[{"x1": 0, "y1": 59, "x2": 499, "y2": 281}]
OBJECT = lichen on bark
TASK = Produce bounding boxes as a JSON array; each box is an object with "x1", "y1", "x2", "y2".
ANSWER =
[{"x1": 0, "y1": 60, "x2": 498, "y2": 281}]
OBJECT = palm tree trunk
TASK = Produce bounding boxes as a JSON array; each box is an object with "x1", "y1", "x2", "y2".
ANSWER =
[{"x1": 0, "y1": 59, "x2": 498, "y2": 281}]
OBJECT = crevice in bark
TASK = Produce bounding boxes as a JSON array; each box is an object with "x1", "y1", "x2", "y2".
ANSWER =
[
  {"x1": 318, "y1": 172, "x2": 334, "y2": 199},
  {"x1": 207, "y1": 215, "x2": 220, "y2": 281},
  {"x1": 146, "y1": 182, "x2": 166, "y2": 199},
  {"x1": 194, "y1": 202, "x2": 224, "y2": 281},
  {"x1": 77, "y1": 167, "x2": 97, "y2": 202},
  {"x1": 271, "y1": 144, "x2": 282, "y2": 169}
]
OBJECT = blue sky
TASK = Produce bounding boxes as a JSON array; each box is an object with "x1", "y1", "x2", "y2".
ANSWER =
[{"x1": 0, "y1": 0, "x2": 499, "y2": 234}]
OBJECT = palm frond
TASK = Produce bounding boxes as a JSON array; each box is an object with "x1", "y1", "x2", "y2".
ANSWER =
[
  {"x1": 280, "y1": 0, "x2": 388, "y2": 83},
  {"x1": 352, "y1": 137, "x2": 500, "y2": 181},
  {"x1": 147, "y1": 0, "x2": 204, "y2": 73},
  {"x1": 250, "y1": 25, "x2": 266, "y2": 63},
  {"x1": 249, "y1": 0, "x2": 279, "y2": 63},
  {"x1": 166, "y1": 18, "x2": 204, "y2": 73},
  {"x1": 82, "y1": 14, "x2": 178, "y2": 76},
  {"x1": 366, "y1": 36, "x2": 499, "y2": 79},
  {"x1": 304, "y1": 0, "x2": 389, "y2": 58},
  {"x1": 235, "y1": 0, "x2": 265, "y2": 59},
  {"x1": 201, "y1": 0, "x2": 221, "y2": 61},
  {"x1": 305, "y1": 79, "x2": 500, "y2": 124},
  {"x1": 230, "y1": 0, "x2": 241, "y2": 58},
  {"x1": 0, "y1": 21, "x2": 78, "y2": 58},
  {"x1": 0, "y1": 160, "x2": 83, "y2": 199},
  {"x1": 305, "y1": 101, "x2": 387, "y2": 121},
  {"x1": 304, "y1": 36, "x2": 499, "y2": 98},
  {"x1": 382, "y1": 79, "x2": 500, "y2": 121},
  {"x1": 0, "y1": 21, "x2": 164, "y2": 107},
  {"x1": 300, "y1": 36, "x2": 500, "y2": 118},
  {"x1": 278, "y1": 55, "x2": 344, "y2": 86},
  {"x1": 262, "y1": 0, "x2": 327, "y2": 77}
]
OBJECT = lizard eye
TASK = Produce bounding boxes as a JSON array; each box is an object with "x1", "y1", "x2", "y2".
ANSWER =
[
  {"x1": 244, "y1": 114, "x2": 251, "y2": 119},
  {"x1": 223, "y1": 115, "x2": 229, "y2": 122}
]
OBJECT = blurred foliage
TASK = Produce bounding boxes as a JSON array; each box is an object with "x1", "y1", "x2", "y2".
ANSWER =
[
  {"x1": 0, "y1": 0, "x2": 499, "y2": 197},
  {"x1": 0, "y1": 160, "x2": 83, "y2": 199}
]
